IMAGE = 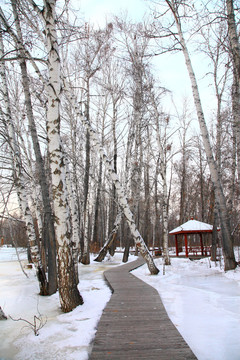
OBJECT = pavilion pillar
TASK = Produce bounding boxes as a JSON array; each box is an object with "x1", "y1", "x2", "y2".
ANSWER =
[
  {"x1": 200, "y1": 233, "x2": 204, "y2": 255},
  {"x1": 184, "y1": 234, "x2": 188, "y2": 257},
  {"x1": 175, "y1": 235, "x2": 179, "y2": 256}
]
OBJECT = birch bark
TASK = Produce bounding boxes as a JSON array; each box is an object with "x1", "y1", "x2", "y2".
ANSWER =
[
  {"x1": 155, "y1": 115, "x2": 170, "y2": 265},
  {"x1": 0, "y1": 30, "x2": 48, "y2": 295},
  {"x1": 108, "y1": 98, "x2": 118, "y2": 256},
  {"x1": 79, "y1": 113, "x2": 159, "y2": 274},
  {"x1": 43, "y1": 0, "x2": 83, "y2": 311},
  {"x1": 81, "y1": 87, "x2": 91, "y2": 265},
  {"x1": 10, "y1": 0, "x2": 57, "y2": 294},
  {"x1": 130, "y1": 40, "x2": 144, "y2": 233},
  {"x1": 166, "y1": 0, "x2": 236, "y2": 270},
  {"x1": 65, "y1": 156, "x2": 80, "y2": 284},
  {"x1": 94, "y1": 211, "x2": 122, "y2": 262},
  {"x1": 226, "y1": 0, "x2": 240, "y2": 195}
]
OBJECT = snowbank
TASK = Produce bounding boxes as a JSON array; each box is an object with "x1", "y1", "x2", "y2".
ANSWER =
[
  {"x1": 133, "y1": 256, "x2": 240, "y2": 360},
  {"x1": 0, "y1": 247, "x2": 132, "y2": 360},
  {"x1": 1, "y1": 246, "x2": 240, "y2": 360}
]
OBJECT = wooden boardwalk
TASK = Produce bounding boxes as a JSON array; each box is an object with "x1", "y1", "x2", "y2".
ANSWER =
[{"x1": 90, "y1": 258, "x2": 197, "y2": 359}]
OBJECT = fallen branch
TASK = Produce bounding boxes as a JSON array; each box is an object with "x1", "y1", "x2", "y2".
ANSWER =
[{"x1": 9, "y1": 313, "x2": 47, "y2": 336}]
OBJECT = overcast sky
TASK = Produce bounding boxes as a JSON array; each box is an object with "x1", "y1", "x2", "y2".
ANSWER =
[
  {"x1": 76, "y1": 0, "x2": 148, "y2": 26},
  {"x1": 71, "y1": 0, "x2": 216, "y2": 122}
]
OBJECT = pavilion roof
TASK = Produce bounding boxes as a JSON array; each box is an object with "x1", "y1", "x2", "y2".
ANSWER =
[{"x1": 169, "y1": 219, "x2": 213, "y2": 235}]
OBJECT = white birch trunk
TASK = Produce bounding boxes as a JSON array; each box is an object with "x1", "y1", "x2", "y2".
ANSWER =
[
  {"x1": 94, "y1": 211, "x2": 122, "y2": 262},
  {"x1": 79, "y1": 114, "x2": 159, "y2": 274},
  {"x1": 65, "y1": 156, "x2": 80, "y2": 284},
  {"x1": 43, "y1": 0, "x2": 83, "y2": 312},
  {"x1": 166, "y1": 0, "x2": 236, "y2": 270},
  {"x1": 18, "y1": 130, "x2": 47, "y2": 270},
  {"x1": 155, "y1": 117, "x2": 170, "y2": 265},
  {"x1": 0, "y1": 30, "x2": 48, "y2": 295},
  {"x1": 226, "y1": 0, "x2": 240, "y2": 194},
  {"x1": 82, "y1": 198, "x2": 90, "y2": 264},
  {"x1": 81, "y1": 81, "x2": 91, "y2": 265},
  {"x1": 63, "y1": 87, "x2": 158, "y2": 273},
  {"x1": 10, "y1": 0, "x2": 57, "y2": 294}
]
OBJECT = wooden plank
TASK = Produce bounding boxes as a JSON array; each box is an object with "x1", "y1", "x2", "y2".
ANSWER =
[{"x1": 89, "y1": 257, "x2": 197, "y2": 359}]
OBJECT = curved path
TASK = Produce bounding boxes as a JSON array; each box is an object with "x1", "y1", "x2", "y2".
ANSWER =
[{"x1": 90, "y1": 258, "x2": 197, "y2": 359}]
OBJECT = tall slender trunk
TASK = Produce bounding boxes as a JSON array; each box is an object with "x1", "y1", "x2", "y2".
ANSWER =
[
  {"x1": 11, "y1": 0, "x2": 57, "y2": 294},
  {"x1": 154, "y1": 165, "x2": 161, "y2": 252},
  {"x1": 0, "y1": 31, "x2": 48, "y2": 295},
  {"x1": 143, "y1": 149, "x2": 151, "y2": 248},
  {"x1": 65, "y1": 156, "x2": 80, "y2": 284},
  {"x1": 155, "y1": 117, "x2": 170, "y2": 265},
  {"x1": 80, "y1": 114, "x2": 159, "y2": 275},
  {"x1": 81, "y1": 83, "x2": 91, "y2": 265},
  {"x1": 122, "y1": 118, "x2": 135, "y2": 259},
  {"x1": 198, "y1": 143, "x2": 206, "y2": 221},
  {"x1": 43, "y1": 0, "x2": 83, "y2": 312},
  {"x1": 92, "y1": 158, "x2": 103, "y2": 247},
  {"x1": 109, "y1": 101, "x2": 118, "y2": 256},
  {"x1": 166, "y1": 0, "x2": 236, "y2": 270},
  {"x1": 179, "y1": 125, "x2": 187, "y2": 224},
  {"x1": 226, "y1": 0, "x2": 240, "y2": 188}
]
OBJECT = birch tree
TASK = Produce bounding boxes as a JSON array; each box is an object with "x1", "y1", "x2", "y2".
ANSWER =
[
  {"x1": 81, "y1": 113, "x2": 159, "y2": 274},
  {"x1": 226, "y1": 0, "x2": 240, "y2": 190},
  {"x1": 154, "y1": 0, "x2": 237, "y2": 270},
  {"x1": 149, "y1": 84, "x2": 172, "y2": 265},
  {"x1": 9, "y1": 0, "x2": 57, "y2": 294},
  {"x1": 94, "y1": 211, "x2": 122, "y2": 262},
  {"x1": 128, "y1": 25, "x2": 149, "y2": 233},
  {"x1": 0, "y1": 29, "x2": 48, "y2": 295},
  {"x1": 101, "y1": 58, "x2": 126, "y2": 256},
  {"x1": 74, "y1": 24, "x2": 111, "y2": 264},
  {"x1": 26, "y1": 0, "x2": 83, "y2": 312}
]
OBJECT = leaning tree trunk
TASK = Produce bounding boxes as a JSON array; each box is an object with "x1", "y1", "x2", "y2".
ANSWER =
[
  {"x1": 11, "y1": 0, "x2": 57, "y2": 294},
  {"x1": 79, "y1": 114, "x2": 159, "y2": 275},
  {"x1": 43, "y1": 0, "x2": 83, "y2": 312},
  {"x1": 166, "y1": 0, "x2": 237, "y2": 270},
  {"x1": 94, "y1": 211, "x2": 122, "y2": 262}
]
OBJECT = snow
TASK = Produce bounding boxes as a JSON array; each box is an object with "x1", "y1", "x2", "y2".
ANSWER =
[
  {"x1": 1, "y1": 246, "x2": 240, "y2": 360},
  {"x1": 133, "y1": 255, "x2": 240, "y2": 360},
  {"x1": 169, "y1": 219, "x2": 213, "y2": 233},
  {"x1": 0, "y1": 247, "x2": 130, "y2": 360}
]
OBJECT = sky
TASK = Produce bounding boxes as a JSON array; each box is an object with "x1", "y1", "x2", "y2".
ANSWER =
[
  {"x1": 73, "y1": 0, "x2": 217, "y2": 123},
  {"x1": 1, "y1": 247, "x2": 240, "y2": 360},
  {"x1": 76, "y1": 0, "x2": 148, "y2": 25}
]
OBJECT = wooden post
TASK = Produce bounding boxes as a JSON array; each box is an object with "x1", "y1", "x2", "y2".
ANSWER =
[
  {"x1": 184, "y1": 234, "x2": 188, "y2": 257},
  {"x1": 175, "y1": 235, "x2": 179, "y2": 256},
  {"x1": 200, "y1": 233, "x2": 204, "y2": 255}
]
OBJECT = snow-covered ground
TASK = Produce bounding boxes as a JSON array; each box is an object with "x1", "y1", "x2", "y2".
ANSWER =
[
  {"x1": 133, "y1": 255, "x2": 240, "y2": 360},
  {"x1": 0, "y1": 246, "x2": 240, "y2": 360},
  {"x1": 0, "y1": 247, "x2": 125, "y2": 360}
]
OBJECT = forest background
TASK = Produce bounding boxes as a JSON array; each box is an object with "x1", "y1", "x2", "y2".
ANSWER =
[{"x1": 0, "y1": 0, "x2": 239, "y2": 311}]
